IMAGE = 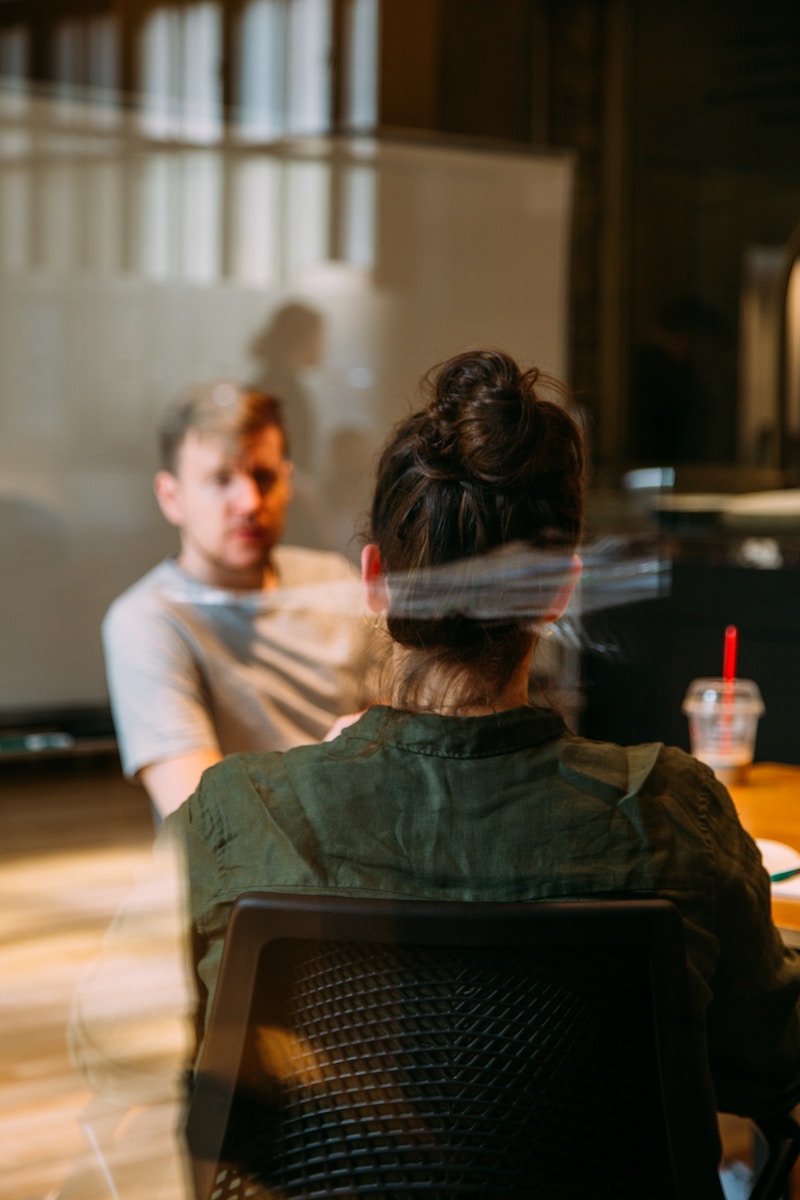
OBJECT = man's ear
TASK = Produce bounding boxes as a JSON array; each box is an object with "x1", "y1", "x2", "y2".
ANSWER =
[
  {"x1": 361, "y1": 543, "x2": 388, "y2": 614},
  {"x1": 546, "y1": 553, "x2": 582, "y2": 622},
  {"x1": 154, "y1": 470, "x2": 183, "y2": 528}
]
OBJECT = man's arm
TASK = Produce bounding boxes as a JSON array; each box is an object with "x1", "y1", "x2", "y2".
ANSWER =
[
  {"x1": 103, "y1": 586, "x2": 224, "y2": 814},
  {"x1": 140, "y1": 751, "x2": 222, "y2": 820}
]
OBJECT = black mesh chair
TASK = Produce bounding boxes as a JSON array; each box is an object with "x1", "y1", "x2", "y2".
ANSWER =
[{"x1": 184, "y1": 894, "x2": 800, "y2": 1200}]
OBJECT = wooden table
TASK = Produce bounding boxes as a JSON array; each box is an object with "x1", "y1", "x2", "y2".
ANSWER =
[
  {"x1": 723, "y1": 764, "x2": 800, "y2": 1191},
  {"x1": 728, "y1": 763, "x2": 800, "y2": 934}
]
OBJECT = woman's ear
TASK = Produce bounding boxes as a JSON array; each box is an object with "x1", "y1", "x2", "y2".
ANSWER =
[
  {"x1": 547, "y1": 553, "x2": 582, "y2": 622},
  {"x1": 361, "y1": 543, "x2": 388, "y2": 614}
]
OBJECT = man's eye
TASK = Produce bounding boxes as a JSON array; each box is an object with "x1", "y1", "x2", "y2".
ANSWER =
[
  {"x1": 214, "y1": 472, "x2": 232, "y2": 487},
  {"x1": 254, "y1": 471, "x2": 277, "y2": 491}
]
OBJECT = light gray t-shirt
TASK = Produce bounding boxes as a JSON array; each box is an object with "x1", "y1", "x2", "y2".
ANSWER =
[{"x1": 102, "y1": 546, "x2": 375, "y2": 779}]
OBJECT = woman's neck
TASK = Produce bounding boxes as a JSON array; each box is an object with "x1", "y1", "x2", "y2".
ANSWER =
[{"x1": 386, "y1": 641, "x2": 535, "y2": 716}]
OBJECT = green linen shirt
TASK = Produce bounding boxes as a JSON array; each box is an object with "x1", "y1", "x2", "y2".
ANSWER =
[{"x1": 167, "y1": 703, "x2": 800, "y2": 1120}]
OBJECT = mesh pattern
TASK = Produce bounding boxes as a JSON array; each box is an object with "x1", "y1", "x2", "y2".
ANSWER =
[{"x1": 213, "y1": 939, "x2": 660, "y2": 1199}]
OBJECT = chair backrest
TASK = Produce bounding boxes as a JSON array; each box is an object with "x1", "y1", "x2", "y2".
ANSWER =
[{"x1": 184, "y1": 894, "x2": 725, "y2": 1200}]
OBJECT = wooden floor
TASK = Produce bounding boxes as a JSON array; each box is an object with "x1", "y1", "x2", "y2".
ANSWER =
[{"x1": 0, "y1": 756, "x2": 161, "y2": 1200}]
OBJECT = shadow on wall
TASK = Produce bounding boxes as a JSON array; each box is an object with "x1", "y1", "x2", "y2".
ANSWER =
[{"x1": 247, "y1": 301, "x2": 326, "y2": 476}]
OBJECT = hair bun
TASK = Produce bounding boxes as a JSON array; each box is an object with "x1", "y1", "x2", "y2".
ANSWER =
[{"x1": 417, "y1": 349, "x2": 540, "y2": 490}]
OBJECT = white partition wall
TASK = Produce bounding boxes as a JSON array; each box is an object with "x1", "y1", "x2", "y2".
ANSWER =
[{"x1": 0, "y1": 86, "x2": 574, "y2": 715}]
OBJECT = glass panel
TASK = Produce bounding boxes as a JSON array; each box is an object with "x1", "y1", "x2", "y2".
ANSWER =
[
  {"x1": 231, "y1": 157, "x2": 282, "y2": 284},
  {"x1": 52, "y1": 19, "x2": 85, "y2": 122},
  {"x1": 87, "y1": 14, "x2": 118, "y2": 92},
  {"x1": 0, "y1": 25, "x2": 28, "y2": 78},
  {"x1": 140, "y1": 5, "x2": 222, "y2": 143},
  {"x1": 140, "y1": 8, "x2": 181, "y2": 139},
  {"x1": 0, "y1": 25, "x2": 29, "y2": 116},
  {"x1": 286, "y1": 0, "x2": 332, "y2": 134},
  {"x1": 87, "y1": 14, "x2": 120, "y2": 127},
  {"x1": 0, "y1": 168, "x2": 30, "y2": 271},
  {"x1": 39, "y1": 164, "x2": 78, "y2": 272},
  {"x1": 341, "y1": 0, "x2": 379, "y2": 130},
  {"x1": 237, "y1": 0, "x2": 332, "y2": 139},
  {"x1": 52, "y1": 20, "x2": 83, "y2": 91},
  {"x1": 182, "y1": 3, "x2": 223, "y2": 143},
  {"x1": 738, "y1": 246, "x2": 783, "y2": 465},
  {"x1": 339, "y1": 163, "x2": 375, "y2": 268},
  {"x1": 0, "y1": 94, "x2": 574, "y2": 717},
  {"x1": 237, "y1": 0, "x2": 287, "y2": 141},
  {"x1": 84, "y1": 161, "x2": 123, "y2": 274},
  {"x1": 182, "y1": 151, "x2": 222, "y2": 280},
  {"x1": 285, "y1": 159, "x2": 330, "y2": 275},
  {"x1": 138, "y1": 154, "x2": 179, "y2": 278}
]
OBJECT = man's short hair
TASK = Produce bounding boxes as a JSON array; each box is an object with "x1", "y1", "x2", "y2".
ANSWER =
[{"x1": 158, "y1": 381, "x2": 289, "y2": 472}]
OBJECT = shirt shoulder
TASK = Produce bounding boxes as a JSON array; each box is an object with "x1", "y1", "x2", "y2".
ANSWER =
[
  {"x1": 274, "y1": 544, "x2": 358, "y2": 586},
  {"x1": 180, "y1": 751, "x2": 288, "y2": 847},
  {"x1": 560, "y1": 732, "x2": 703, "y2": 787},
  {"x1": 102, "y1": 561, "x2": 201, "y2": 662},
  {"x1": 555, "y1": 733, "x2": 732, "y2": 832},
  {"x1": 636, "y1": 741, "x2": 739, "y2": 818},
  {"x1": 103, "y1": 560, "x2": 183, "y2": 626}
]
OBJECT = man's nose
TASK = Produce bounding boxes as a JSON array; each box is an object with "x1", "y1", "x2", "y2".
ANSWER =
[{"x1": 230, "y1": 472, "x2": 262, "y2": 511}]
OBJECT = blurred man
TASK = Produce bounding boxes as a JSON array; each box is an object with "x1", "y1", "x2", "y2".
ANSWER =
[{"x1": 103, "y1": 381, "x2": 375, "y2": 819}]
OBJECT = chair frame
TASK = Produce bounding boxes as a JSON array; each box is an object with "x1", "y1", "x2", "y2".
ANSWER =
[{"x1": 185, "y1": 893, "x2": 800, "y2": 1200}]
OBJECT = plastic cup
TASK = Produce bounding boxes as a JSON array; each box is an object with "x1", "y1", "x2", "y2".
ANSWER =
[{"x1": 681, "y1": 677, "x2": 764, "y2": 787}]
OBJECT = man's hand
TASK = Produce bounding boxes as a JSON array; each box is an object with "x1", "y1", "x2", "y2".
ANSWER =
[{"x1": 323, "y1": 712, "x2": 365, "y2": 742}]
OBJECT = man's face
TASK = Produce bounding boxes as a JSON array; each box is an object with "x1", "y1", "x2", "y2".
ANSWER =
[{"x1": 155, "y1": 425, "x2": 292, "y2": 589}]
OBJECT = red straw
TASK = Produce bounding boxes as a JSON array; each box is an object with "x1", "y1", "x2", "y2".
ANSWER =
[
  {"x1": 723, "y1": 624, "x2": 738, "y2": 682},
  {"x1": 721, "y1": 625, "x2": 737, "y2": 755}
]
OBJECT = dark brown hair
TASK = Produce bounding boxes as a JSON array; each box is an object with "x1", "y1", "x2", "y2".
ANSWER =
[
  {"x1": 158, "y1": 381, "x2": 288, "y2": 472},
  {"x1": 368, "y1": 349, "x2": 585, "y2": 709}
]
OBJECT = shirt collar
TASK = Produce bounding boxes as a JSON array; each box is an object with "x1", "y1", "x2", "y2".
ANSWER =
[{"x1": 342, "y1": 704, "x2": 567, "y2": 759}]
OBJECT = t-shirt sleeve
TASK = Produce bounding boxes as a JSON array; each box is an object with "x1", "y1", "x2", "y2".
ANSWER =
[
  {"x1": 102, "y1": 591, "x2": 220, "y2": 779},
  {"x1": 702, "y1": 771, "x2": 800, "y2": 1118}
]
